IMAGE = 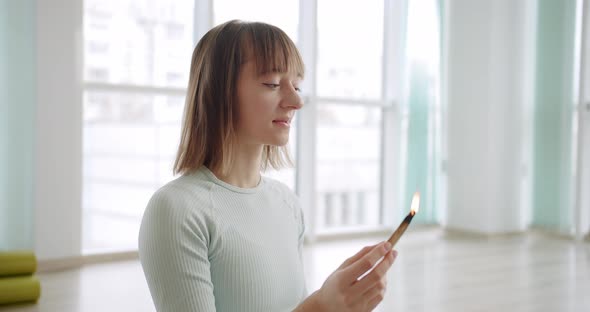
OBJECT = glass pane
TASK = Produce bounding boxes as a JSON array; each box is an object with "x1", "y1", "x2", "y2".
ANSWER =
[
  {"x1": 317, "y1": 0, "x2": 384, "y2": 100},
  {"x1": 82, "y1": 90, "x2": 184, "y2": 253},
  {"x1": 83, "y1": 209, "x2": 144, "y2": 253},
  {"x1": 316, "y1": 104, "x2": 382, "y2": 233},
  {"x1": 532, "y1": 1, "x2": 577, "y2": 232},
  {"x1": 83, "y1": 0, "x2": 194, "y2": 87},
  {"x1": 213, "y1": 0, "x2": 299, "y2": 42},
  {"x1": 402, "y1": 0, "x2": 442, "y2": 224}
]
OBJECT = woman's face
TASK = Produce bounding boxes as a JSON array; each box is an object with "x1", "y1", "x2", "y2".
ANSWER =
[{"x1": 235, "y1": 59, "x2": 303, "y2": 147}]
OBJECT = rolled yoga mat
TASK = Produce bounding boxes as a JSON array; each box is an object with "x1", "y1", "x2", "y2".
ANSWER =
[
  {"x1": 0, "y1": 251, "x2": 37, "y2": 277},
  {"x1": 0, "y1": 276, "x2": 41, "y2": 305}
]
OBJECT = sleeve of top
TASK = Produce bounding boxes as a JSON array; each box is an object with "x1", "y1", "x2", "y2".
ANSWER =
[
  {"x1": 138, "y1": 188, "x2": 217, "y2": 312},
  {"x1": 296, "y1": 196, "x2": 308, "y2": 297}
]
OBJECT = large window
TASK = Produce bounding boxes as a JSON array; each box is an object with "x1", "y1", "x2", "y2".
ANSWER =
[
  {"x1": 82, "y1": 0, "x2": 194, "y2": 253},
  {"x1": 316, "y1": 105, "x2": 382, "y2": 233},
  {"x1": 316, "y1": 0, "x2": 383, "y2": 100},
  {"x1": 213, "y1": 0, "x2": 299, "y2": 40},
  {"x1": 82, "y1": 0, "x2": 440, "y2": 252},
  {"x1": 314, "y1": 0, "x2": 385, "y2": 234}
]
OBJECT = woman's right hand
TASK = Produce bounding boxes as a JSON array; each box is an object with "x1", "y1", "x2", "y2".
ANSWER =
[{"x1": 295, "y1": 241, "x2": 397, "y2": 312}]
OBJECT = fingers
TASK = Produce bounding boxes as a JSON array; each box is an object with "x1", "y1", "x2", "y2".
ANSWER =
[
  {"x1": 366, "y1": 288, "x2": 385, "y2": 311},
  {"x1": 342, "y1": 242, "x2": 393, "y2": 284},
  {"x1": 338, "y1": 244, "x2": 378, "y2": 270},
  {"x1": 349, "y1": 249, "x2": 396, "y2": 294},
  {"x1": 366, "y1": 283, "x2": 386, "y2": 303}
]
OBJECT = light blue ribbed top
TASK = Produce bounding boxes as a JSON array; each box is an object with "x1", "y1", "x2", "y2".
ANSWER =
[{"x1": 138, "y1": 166, "x2": 307, "y2": 312}]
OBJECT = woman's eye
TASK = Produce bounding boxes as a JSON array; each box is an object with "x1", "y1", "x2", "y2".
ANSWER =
[
  {"x1": 263, "y1": 83, "x2": 280, "y2": 89},
  {"x1": 294, "y1": 87, "x2": 302, "y2": 92}
]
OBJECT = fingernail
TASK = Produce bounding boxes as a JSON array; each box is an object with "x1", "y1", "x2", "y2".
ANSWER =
[{"x1": 384, "y1": 242, "x2": 392, "y2": 251}]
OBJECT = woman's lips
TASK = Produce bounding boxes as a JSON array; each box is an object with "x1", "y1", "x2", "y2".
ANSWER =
[{"x1": 273, "y1": 120, "x2": 290, "y2": 127}]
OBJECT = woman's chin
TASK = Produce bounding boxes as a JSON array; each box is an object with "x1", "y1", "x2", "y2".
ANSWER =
[{"x1": 266, "y1": 136, "x2": 290, "y2": 147}]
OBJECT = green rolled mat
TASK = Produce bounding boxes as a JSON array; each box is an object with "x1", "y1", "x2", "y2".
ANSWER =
[
  {"x1": 0, "y1": 275, "x2": 41, "y2": 305},
  {"x1": 0, "y1": 251, "x2": 37, "y2": 277}
]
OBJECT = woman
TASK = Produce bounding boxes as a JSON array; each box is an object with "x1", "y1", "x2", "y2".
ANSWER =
[{"x1": 138, "y1": 20, "x2": 397, "y2": 312}]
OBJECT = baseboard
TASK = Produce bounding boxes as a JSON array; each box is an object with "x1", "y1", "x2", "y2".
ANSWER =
[
  {"x1": 528, "y1": 226, "x2": 577, "y2": 240},
  {"x1": 442, "y1": 226, "x2": 587, "y2": 241},
  {"x1": 443, "y1": 227, "x2": 526, "y2": 240},
  {"x1": 312, "y1": 224, "x2": 440, "y2": 243},
  {"x1": 37, "y1": 251, "x2": 139, "y2": 273}
]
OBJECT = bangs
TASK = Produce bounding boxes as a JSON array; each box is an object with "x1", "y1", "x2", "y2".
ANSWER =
[{"x1": 243, "y1": 23, "x2": 305, "y2": 78}]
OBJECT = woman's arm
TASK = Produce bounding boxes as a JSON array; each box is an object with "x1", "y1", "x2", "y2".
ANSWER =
[
  {"x1": 139, "y1": 190, "x2": 217, "y2": 312},
  {"x1": 292, "y1": 291, "x2": 322, "y2": 311}
]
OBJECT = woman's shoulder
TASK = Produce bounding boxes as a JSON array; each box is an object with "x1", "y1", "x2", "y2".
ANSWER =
[
  {"x1": 263, "y1": 176, "x2": 295, "y2": 197},
  {"x1": 262, "y1": 177, "x2": 304, "y2": 231},
  {"x1": 263, "y1": 177, "x2": 301, "y2": 209},
  {"x1": 138, "y1": 172, "x2": 218, "y2": 261},
  {"x1": 159, "y1": 170, "x2": 213, "y2": 194},
  {"x1": 145, "y1": 171, "x2": 216, "y2": 218}
]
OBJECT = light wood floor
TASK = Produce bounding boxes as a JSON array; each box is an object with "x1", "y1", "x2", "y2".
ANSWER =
[{"x1": 2, "y1": 228, "x2": 589, "y2": 311}]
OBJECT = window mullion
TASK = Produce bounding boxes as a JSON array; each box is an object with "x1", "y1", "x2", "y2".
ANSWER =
[
  {"x1": 297, "y1": 0, "x2": 318, "y2": 242},
  {"x1": 380, "y1": 0, "x2": 407, "y2": 227},
  {"x1": 193, "y1": 0, "x2": 213, "y2": 46}
]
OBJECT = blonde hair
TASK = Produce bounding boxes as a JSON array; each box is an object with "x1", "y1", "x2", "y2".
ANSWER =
[{"x1": 173, "y1": 20, "x2": 305, "y2": 176}]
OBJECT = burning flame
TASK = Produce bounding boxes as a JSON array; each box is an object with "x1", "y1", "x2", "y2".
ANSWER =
[{"x1": 410, "y1": 192, "x2": 420, "y2": 216}]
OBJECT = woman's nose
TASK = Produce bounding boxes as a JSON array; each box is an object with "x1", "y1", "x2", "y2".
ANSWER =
[{"x1": 281, "y1": 88, "x2": 304, "y2": 110}]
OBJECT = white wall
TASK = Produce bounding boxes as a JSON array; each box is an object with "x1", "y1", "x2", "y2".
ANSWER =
[
  {"x1": 34, "y1": 0, "x2": 83, "y2": 260},
  {"x1": 576, "y1": 0, "x2": 590, "y2": 239},
  {"x1": 444, "y1": 0, "x2": 532, "y2": 234},
  {"x1": 0, "y1": 0, "x2": 36, "y2": 250}
]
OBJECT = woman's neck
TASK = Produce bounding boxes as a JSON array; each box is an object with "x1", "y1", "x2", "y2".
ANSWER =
[{"x1": 211, "y1": 144, "x2": 263, "y2": 188}]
